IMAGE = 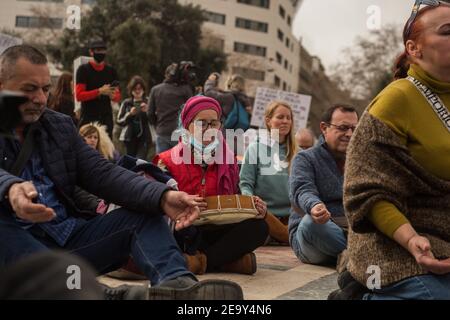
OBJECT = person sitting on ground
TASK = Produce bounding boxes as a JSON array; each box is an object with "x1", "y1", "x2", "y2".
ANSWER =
[
  {"x1": 240, "y1": 101, "x2": 298, "y2": 245},
  {"x1": 154, "y1": 95, "x2": 268, "y2": 275},
  {"x1": 295, "y1": 128, "x2": 315, "y2": 150},
  {"x1": 79, "y1": 122, "x2": 119, "y2": 162},
  {"x1": 0, "y1": 44, "x2": 243, "y2": 300},
  {"x1": 343, "y1": 2, "x2": 450, "y2": 300},
  {"x1": 117, "y1": 75, "x2": 151, "y2": 160},
  {"x1": 289, "y1": 105, "x2": 359, "y2": 266}
]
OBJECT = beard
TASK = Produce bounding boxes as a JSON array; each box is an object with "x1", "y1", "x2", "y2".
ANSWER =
[{"x1": 20, "y1": 103, "x2": 44, "y2": 124}]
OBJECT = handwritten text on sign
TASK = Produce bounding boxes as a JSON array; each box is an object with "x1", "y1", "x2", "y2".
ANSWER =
[{"x1": 251, "y1": 87, "x2": 312, "y2": 130}]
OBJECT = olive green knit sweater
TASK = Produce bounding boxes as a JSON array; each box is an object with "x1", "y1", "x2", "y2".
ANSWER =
[{"x1": 344, "y1": 111, "x2": 450, "y2": 287}]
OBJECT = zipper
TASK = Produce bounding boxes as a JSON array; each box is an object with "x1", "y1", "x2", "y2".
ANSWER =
[{"x1": 200, "y1": 164, "x2": 207, "y2": 198}]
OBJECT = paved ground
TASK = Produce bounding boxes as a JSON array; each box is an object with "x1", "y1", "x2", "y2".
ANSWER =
[{"x1": 99, "y1": 246, "x2": 338, "y2": 300}]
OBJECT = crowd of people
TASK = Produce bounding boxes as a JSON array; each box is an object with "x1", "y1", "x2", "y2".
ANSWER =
[{"x1": 0, "y1": 0, "x2": 449, "y2": 300}]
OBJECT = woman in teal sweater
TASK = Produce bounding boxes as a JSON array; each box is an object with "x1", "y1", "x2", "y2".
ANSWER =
[{"x1": 240, "y1": 101, "x2": 298, "y2": 244}]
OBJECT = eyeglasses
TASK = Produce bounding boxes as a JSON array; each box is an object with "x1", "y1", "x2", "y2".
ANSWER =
[
  {"x1": 193, "y1": 119, "x2": 222, "y2": 130},
  {"x1": 404, "y1": 0, "x2": 449, "y2": 39},
  {"x1": 326, "y1": 123, "x2": 356, "y2": 133}
]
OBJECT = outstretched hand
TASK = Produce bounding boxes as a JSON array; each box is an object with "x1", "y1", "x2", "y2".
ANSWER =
[
  {"x1": 160, "y1": 191, "x2": 206, "y2": 231},
  {"x1": 8, "y1": 182, "x2": 56, "y2": 223}
]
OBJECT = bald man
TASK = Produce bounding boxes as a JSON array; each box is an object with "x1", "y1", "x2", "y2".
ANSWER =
[{"x1": 295, "y1": 128, "x2": 315, "y2": 150}]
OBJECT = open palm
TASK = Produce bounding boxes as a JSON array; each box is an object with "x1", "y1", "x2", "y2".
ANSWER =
[{"x1": 160, "y1": 191, "x2": 202, "y2": 230}]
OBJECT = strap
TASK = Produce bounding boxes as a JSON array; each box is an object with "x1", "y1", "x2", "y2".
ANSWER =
[
  {"x1": 10, "y1": 123, "x2": 38, "y2": 176},
  {"x1": 235, "y1": 194, "x2": 241, "y2": 210},
  {"x1": 217, "y1": 195, "x2": 221, "y2": 212},
  {"x1": 407, "y1": 76, "x2": 450, "y2": 133},
  {"x1": 230, "y1": 95, "x2": 240, "y2": 129}
]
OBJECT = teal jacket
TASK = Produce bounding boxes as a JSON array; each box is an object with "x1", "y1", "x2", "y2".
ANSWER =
[{"x1": 239, "y1": 140, "x2": 291, "y2": 217}]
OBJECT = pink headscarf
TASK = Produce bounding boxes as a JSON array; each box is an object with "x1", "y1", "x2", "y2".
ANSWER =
[
  {"x1": 179, "y1": 96, "x2": 238, "y2": 195},
  {"x1": 181, "y1": 96, "x2": 222, "y2": 129}
]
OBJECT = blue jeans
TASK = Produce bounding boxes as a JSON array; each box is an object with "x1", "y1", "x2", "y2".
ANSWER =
[
  {"x1": 364, "y1": 274, "x2": 450, "y2": 300},
  {"x1": 155, "y1": 135, "x2": 178, "y2": 154},
  {"x1": 291, "y1": 214, "x2": 347, "y2": 265},
  {"x1": 0, "y1": 208, "x2": 192, "y2": 286}
]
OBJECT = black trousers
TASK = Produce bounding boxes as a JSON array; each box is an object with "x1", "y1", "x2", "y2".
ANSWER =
[{"x1": 177, "y1": 219, "x2": 268, "y2": 271}]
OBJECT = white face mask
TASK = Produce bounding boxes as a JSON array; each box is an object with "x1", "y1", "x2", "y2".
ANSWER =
[{"x1": 181, "y1": 130, "x2": 220, "y2": 165}]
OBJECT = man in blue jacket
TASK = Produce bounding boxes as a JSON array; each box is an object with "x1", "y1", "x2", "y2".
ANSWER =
[
  {"x1": 0, "y1": 45, "x2": 242, "y2": 300},
  {"x1": 289, "y1": 105, "x2": 359, "y2": 266}
]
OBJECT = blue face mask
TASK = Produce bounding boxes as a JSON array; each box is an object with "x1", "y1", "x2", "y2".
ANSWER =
[{"x1": 190, "y1": 135, "x2": 219, "y2": 153}]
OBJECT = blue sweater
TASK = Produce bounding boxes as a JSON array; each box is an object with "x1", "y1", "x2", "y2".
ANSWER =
[{"x1": 288, "y1": 137, "x2": 344, "y2": 243}]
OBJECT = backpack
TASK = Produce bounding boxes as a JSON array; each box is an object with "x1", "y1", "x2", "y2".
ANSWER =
[{"x1": 224, "y1": 95, "x2": 250, "y2": 131}]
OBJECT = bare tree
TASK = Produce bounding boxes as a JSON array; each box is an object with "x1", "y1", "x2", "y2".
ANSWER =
[{"x1": 330, "y1": 24, "x2": 404, "y2": 102}]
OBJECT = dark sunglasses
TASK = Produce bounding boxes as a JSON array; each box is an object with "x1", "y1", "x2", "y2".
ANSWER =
[
  {"x1": 404, "y1": 0, "x2": 449, "y2": 39},
  {"x1": 326, "y1": 123, "x2": 356, "y2": 133}
]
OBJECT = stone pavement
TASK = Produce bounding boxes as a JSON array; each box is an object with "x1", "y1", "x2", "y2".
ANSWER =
[{"x1": 99, "y1": 246, "x2": 338, "y2": 300}]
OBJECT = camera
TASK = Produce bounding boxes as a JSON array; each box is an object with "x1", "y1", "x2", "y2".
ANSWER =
[
  {"x1": 0, "y1": 91, "x2": 28, "y2": 134},
  {"x1": 169, "y1": 61, "x2": 197, "y2": 86}
]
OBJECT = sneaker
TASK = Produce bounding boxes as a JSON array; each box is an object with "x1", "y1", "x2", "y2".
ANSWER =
[
  {"x1": 101, "y1": 284, "x2": 148, "y2": 300},
  {"x1": 148, "y1": 277, "x2": 244, "y2": 300}
]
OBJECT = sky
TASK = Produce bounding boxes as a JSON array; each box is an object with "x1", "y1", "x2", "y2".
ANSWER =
[{"x1": 293, "y1": 0, "x2": 413, "y2": 71}]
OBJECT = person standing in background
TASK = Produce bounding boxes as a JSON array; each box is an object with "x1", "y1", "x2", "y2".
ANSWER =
[
  {"x1": 117, "y1": 76, "x2": 151, "y2": 159},
  {"x1": 75, "y1": 39, "x2": 121, "y2": 138}
]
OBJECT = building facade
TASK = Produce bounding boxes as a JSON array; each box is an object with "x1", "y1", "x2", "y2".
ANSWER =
[
  {"x1": 298, "y1": 43, "x2": 355, "y2": 137},
  {"x1": 178, "y1": 0, "x2": 303, "y2": 97},
  {"x1": 0, "y1": 0, "x2": 94, "y2": 33}
]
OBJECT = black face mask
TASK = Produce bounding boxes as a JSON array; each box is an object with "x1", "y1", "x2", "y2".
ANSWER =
[{"x1": 93, "y1": 53, "x2": 106, "y2": 63}]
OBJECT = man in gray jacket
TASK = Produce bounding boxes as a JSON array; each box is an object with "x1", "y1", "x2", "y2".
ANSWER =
[
  {"x1": 289, "y1": 105, "x2": 359, "y2": 266},
  {"x1": 147, "y1": 63, "x2": 193, "y2": 154}
]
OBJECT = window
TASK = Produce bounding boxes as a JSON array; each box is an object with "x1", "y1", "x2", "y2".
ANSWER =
[
  {"x1": 15, "y1": 15, "x2": 63, "y2": 29},
  {"x1": 287, "y1": 15, "x2": 292, "y2": 26},
  {"x1": 284, "y1": 59, "x2": 288, "y2": 70},
  {"x1": 274, "y1": 75, "x2": 281, "y2": 87},
  {"x1": 234, "y1": 42, "x2": 267, "y2": 57},
  {"x1": 276, "y1": 52, "x2": 282, "y2": 64},
  {"x1": 279, "y1": 5, "x2": 286, "y2": 18},
  {"x1": 204, "y1": 11, "x2": 226, "y2": 25},
  {"x1": 237, "y1": 0, "x2": 270, "y2": 9},
  {"x1": 235, "y1": 17, "x2": 268, "y2": 33},
  {"x1": 285, "y1": 37, "x2": 290, "y2": 48},
  {"x1": 277, "y1": 29, "x2": 284, "y2": 41},
  {"x1": 232, "y1": 67, "x2": 265, "y2": 81},
  {"x1": 283, "y1": 81, "x2": 287, "y2": 91}
]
